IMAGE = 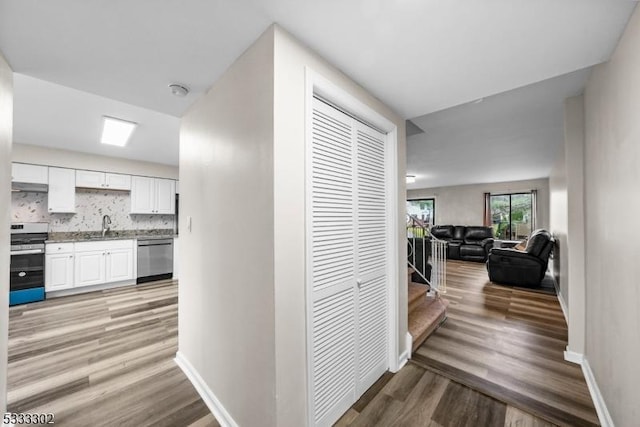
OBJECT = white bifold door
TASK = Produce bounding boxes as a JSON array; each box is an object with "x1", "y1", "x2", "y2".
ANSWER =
[{"x1": 308, "y1": 97, "x2": 389, "y2": 427}]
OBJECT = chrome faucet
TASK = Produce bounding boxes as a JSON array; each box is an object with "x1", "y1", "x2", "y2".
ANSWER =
[{"x1": 102, "y1": 215, "x2": 112, "y2": 237}]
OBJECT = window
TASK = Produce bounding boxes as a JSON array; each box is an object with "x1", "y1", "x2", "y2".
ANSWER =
[
  {"x1": 489, "y1": 193, "x2": 533, "y2": 240},
  {"x1": 407, "y1": 198, "x2": 435, "y2": 226}
]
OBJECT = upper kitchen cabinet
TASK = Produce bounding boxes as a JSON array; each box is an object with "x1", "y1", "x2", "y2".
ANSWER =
[
  {"x1": 48, "y1": 167, "x2": 76, "y2": 213},
  {"x1": 12, "y1": 163, "x2": 48, "y2": 184},
  {"x1": 155, "y1": 179, "x2": 175, "y2": 214},
  {"x1": 76, "y1": 170, "x2": 131, "y2": 191},
  {"x1": 130, "y1": 176, "x2": 175, "y2": 214}
]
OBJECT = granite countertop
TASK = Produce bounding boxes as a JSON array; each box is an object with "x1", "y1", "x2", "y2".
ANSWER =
[{"x1": 46, "y1": 229, "x2": 177, "y2": 243}]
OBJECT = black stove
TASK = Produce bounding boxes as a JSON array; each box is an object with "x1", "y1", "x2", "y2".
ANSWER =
[{"x1": 10, "y1": 223, "x2": 48, "y2": 305}]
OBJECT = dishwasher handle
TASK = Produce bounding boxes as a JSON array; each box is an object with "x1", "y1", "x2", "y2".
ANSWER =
[{"x1": 138, "y1": 239, "x2": 174, "y2": 247}]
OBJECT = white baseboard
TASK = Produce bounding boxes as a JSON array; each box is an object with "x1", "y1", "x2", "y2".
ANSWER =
[
  {"x1": 557, "y1": 292, "x2": 569, "y2": 325},
  {"x1": 392, "y1": 332, "x2": 413, "y2": 372},
  {"x1": 581, "y1": 357, "x2": 614, "y2": 427},
  {"x1": 174, "y1": 351, "x2": 238, "y2": 427},
  {"x1": 563, "y1": 349, "x2": 584, "y2": 365}
]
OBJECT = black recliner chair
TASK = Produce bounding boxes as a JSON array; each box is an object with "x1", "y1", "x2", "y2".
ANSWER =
[{"x1": 487, "y1": 229, "x2": 554, "y2": 287}]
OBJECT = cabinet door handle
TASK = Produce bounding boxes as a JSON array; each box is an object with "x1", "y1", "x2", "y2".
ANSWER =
[{"x1": 69, "y1": 255, "x2": 73, "y2": 258}]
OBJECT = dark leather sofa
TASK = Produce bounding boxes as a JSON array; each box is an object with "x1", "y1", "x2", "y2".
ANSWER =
[
  {"x1": 430, "y1": 225, "x2": 494, "y2": 262},
  {"x1": 487, "y1": 229, "x2": 554, "y2": 287}
]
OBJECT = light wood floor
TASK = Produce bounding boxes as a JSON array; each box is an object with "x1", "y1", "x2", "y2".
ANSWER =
[
  {"x1": 7, "y1": 262, "x2": 596, "y2": 427},
  {"x1": 412, "y1": 260, "x2": 598, "y2": 426},
  {"x1": 7, "y1": 280, "x2": 218, "y2": 427}
]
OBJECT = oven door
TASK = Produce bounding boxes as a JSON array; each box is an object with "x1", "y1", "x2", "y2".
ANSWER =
[{"x1": 10, "y1": 251, "x2": 45, "y2": 291}]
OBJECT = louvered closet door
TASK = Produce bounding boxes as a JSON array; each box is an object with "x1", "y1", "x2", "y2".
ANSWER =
[
  {"x1": 310, "y1": 99, "x2": 357, "y2": 427},
  {"x1": 309, "y1": 98, "x2": 389, "y2": 427},
  {"x1": 354, "y1": 121, "x2": 388, "y2": 396}
]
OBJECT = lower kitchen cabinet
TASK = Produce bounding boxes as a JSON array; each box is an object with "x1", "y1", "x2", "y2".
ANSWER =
[
  {"x1": 105, "y1": 247, "x2": 134, "y2": 283},
  {"x1": 74, "y1": 250, "x2": 107, "y2": 287},
  {"x1": 45, "y1": 252, "x2": 75, "y2": 291},
  {"x1": 45, "y1": 240, "x2": 135, "y2": 293}
]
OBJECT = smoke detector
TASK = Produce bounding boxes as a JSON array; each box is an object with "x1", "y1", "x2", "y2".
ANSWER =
[{"x1": 169, "y1": 84, "x2": 189, "y2": 97}]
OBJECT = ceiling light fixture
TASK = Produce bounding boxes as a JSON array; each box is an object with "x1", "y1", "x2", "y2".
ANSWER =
[
  {"x1": 406, "y1": 175, "x2": 416, "y2": 184},
  {"x1": 101, "y1": 116, "x2": 137, "y2": 147},
  {"x1": 169, "y1": 83, "x2": 189, "y2": 97}
]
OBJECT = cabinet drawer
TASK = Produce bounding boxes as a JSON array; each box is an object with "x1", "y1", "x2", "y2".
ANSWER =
[
  {"x1": 46, "y1": 243, "x2": 74, "y2": 254},
  {"x1": 74, "y1": 239, "x2": 134, "y2": 252}
]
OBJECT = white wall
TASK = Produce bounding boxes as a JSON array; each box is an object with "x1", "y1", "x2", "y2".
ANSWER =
[
  {"x1": 272, "y1": 26, "x2": 406, "y2": 425},
  {"x1": 0, "y1": 50, "x2": 13, "y2": 416},
  {"x1": 583, "y1": 5, "x2": 640, "y2": 425},
  {"x1": 407, "y1": 178, "x2": 550, "y2": 231},
  {"x1": 13, "y1": 143, "x2": 178, "y2": 179},
  {"x1": 179, "y1": 27, "x2": 276, "y2": 427},
  {"x1": 549, "y1": 95, "x2": 587, "y2": 358},
  {"x1": 180, "y1": 24, "x2": 407, "y2": 426},
  {"x1": 548, "y1": 132, "x2": 568, "y2": 305},
  {"x1": 563, "y1": 96, "x2": 586, "y2": 356}
]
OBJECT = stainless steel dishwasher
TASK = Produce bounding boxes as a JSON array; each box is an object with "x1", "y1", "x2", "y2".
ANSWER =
[{"x1": 137, "y1": 238, "x2": 174, "y2": 283}]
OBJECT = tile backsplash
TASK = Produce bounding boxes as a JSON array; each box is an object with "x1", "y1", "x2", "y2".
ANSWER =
[{"x1": 11, "y1": 189, "x2": 175, "y2": 232}]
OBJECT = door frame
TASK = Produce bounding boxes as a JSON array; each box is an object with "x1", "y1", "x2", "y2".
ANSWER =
[{"x1": 304, "y1": 67, "x2": 400, "y2": 425}]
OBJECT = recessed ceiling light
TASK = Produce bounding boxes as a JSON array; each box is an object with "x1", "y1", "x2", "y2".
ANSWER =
[
  {"x1": 101, "y1": 116, "x2": 137, "y2": 147},
  {"x1": 169, "y1": 83, "x2": 189, "y2": 97},
  {"x1": 406, "y1": 175, "x2": 416, "y2": 184}
]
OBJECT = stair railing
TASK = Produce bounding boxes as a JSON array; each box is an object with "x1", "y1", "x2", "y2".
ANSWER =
[{"x1": 407, "y1": 215, "x2": 447, "y2": 294}]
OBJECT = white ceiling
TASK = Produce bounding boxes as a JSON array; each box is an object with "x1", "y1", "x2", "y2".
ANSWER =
[
  {"x1": 0, "y1": 0, "x2": 637, "y2": 168},
  {"x1": 406, "y1": 68, "x2": 592, "y2": 189},
  {"x1": 13, "y1": 74, "x2": 180, "y2": 165}
]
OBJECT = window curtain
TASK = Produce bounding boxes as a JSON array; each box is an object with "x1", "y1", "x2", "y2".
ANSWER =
[
  {"x1": 531, "y1": 189, "x2": 537, "y2": 230},
  {"x1": 483, "y1": 193, "x2": 491, "y2": 227}
]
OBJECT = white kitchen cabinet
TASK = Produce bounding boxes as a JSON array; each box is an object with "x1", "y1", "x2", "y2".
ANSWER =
[
  {"x1": 105, "y1": 247, "x2": 134, "y2": 282},
  {"x1": 73, "y1": 240, "x2": 135, "y2": 289},
  {"x1": 12, "y1": 163, "x2": 48, "y2": 184},
  {"x1": 130, "y1": 176, "x2": 175, "y2": 214},
  {"x1": 45, "y1": 253, "x2": 74, "y2": 291},
  {"x1": 75, "y1": 170, "x2": 104, "y2": 188},
  {"x1": 175, "y1": 180, "x2": 179, "y2": 194},
  {"x1": 155, "y1": 179, "x2": 175, "y2": 214},
  {"x1": 105, "y1": 173, "x2": 131, "y2": 190},
  {"x1": 131, "y1": 176, "x2": 155, "y2": 213},
  {"x1": 48, "y1": 167, "x2": 76, "y2": 213},
  {"x1": 74, "y1": 250, "x2": 106, "y2": 287},
  {"x1": 76, "y1": 170, "x2": 131, "y2": 191}
]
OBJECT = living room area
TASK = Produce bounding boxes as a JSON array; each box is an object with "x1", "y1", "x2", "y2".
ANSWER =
[{"x1": 400, "y1": 57, "x2": 597, "y2": 425}]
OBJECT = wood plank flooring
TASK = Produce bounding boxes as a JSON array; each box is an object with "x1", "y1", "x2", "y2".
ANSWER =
[
  {"x1": 7, "y1": 261, "x2": 596, "y2": 427},
  {"x1": 7, "y1": 280, "x2": 218, "y2": 427},
  {"x1": 335, "y1": 362, "x2": 556, "y2": 427},
  {"x1": 412, "y1": 260, "x2": 598, "y2": 426}
]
